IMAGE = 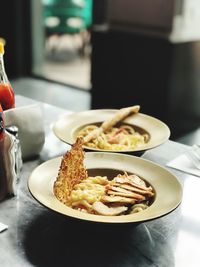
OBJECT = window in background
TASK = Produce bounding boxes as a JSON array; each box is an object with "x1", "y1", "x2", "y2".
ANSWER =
[{"x1": 32, "y1": 0, "x2": 92, "y2": 90}]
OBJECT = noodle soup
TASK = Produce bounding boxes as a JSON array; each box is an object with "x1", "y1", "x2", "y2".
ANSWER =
[{"x1": 76, "y1": 122, "x2": 150, "y2": 151}]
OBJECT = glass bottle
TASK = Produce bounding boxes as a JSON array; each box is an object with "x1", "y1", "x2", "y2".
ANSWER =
[
  {"x1": 0, "y1": 104, "x2": 7, "y2": 201},
  {"x1": 0, "y1": 40, "x2": 15, "y2": 110}
]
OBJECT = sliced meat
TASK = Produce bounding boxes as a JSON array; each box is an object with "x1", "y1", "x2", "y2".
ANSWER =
[
  {"x1": 71, "y1": 200, "x2": 92, "y2": 210},
  {"x1": 107, "y1": 185, "x2": 146, "y2": 199},
  {"x1": 112, "y1": 183, "x2": 154, "y2": 197},
  {"x1": 101, "y1": 195, "x2": 136, "y2": 204},
  {"x1": 107, "y1": 190, "x2": 145, "y2": 200},
  {"x1": 92, "y1": 201, "x2": 128, "y2": 216},
  {"x1": 113, "y1": 176, "x2": 151, "y2": 191},
  {"x1": 128, "y1": 174, "x2": 146, "y2": 187}
]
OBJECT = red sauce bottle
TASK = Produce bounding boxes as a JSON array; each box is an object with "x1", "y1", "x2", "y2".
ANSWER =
[
  {"x1": 0, "y1": 40, "x2": 16, "y2": 201},
  {"x1": 0, "y1": 40, "x2": 15, "y2": 110}
]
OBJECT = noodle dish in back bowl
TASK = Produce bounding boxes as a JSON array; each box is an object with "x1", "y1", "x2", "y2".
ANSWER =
[{"x1": 52, "y1": 105, "x2": 170, "y2": 155}]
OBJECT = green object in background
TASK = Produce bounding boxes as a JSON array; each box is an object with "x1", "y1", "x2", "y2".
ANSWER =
[{"x1": 42, "y1": 0, "x2": 92, "y2": 34}]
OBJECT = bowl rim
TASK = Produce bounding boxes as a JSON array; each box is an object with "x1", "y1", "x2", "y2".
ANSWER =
[
  {"x1": 28, "y1": 152, "x2": 182, "y2": 224},
  {"x1": 52, "y1": 109, "x2": 171, "y2": 153}
]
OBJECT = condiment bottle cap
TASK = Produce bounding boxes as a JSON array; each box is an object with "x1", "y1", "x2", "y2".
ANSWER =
[{"x1": 0, "y1": 41, "x2": 5, "y2": 54}]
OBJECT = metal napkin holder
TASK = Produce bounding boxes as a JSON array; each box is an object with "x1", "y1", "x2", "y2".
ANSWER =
[{"x1": 1, "y1": 126, "x2": 23, "y2": 200}]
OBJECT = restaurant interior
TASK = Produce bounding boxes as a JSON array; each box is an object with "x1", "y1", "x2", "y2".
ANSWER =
[
  {"x1": 0, "y1": 1, "x2": 200, "y2": 267},
  {"x1": 0, "y1": 0, "x2": 199, "y2": 143}
]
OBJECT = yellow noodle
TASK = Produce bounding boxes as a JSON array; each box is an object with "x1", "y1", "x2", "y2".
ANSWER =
[{"x1": 78, "y1": 124, "x2": 148, "y2": 150}]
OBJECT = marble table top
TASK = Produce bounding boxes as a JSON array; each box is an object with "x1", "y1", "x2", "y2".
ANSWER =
[{"x1": 0, "y1": 95, "x2": 199, "y2": 267}]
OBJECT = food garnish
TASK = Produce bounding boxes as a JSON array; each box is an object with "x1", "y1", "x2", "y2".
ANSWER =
[{"x1": 53, "y1": 137, "x2": 87, "y2": 204}]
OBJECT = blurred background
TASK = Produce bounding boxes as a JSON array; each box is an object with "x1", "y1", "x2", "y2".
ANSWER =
[{"x1": 0, "y1": 0, "x2": 199, "y2": 143}]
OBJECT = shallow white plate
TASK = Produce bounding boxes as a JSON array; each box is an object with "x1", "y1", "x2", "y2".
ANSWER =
[
  {"x1": 52, "y1": 109, "x2": 170, "y2": 153},
  {"x1": 28, "y1": 152, "x2": 182, "y2": 224}
]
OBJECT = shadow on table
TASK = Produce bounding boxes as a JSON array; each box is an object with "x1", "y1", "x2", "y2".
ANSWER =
[{"x1": 22, "y1": 210, "x2": 175, "y2": 267}]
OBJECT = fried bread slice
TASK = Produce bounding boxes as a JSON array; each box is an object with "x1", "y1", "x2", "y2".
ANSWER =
[
  {"x1": 53, "y1": 137, "x2": 88, "y2": 204},
  {"x1": 83, "y1": 105, "x2": 140, "y2": 144}
]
